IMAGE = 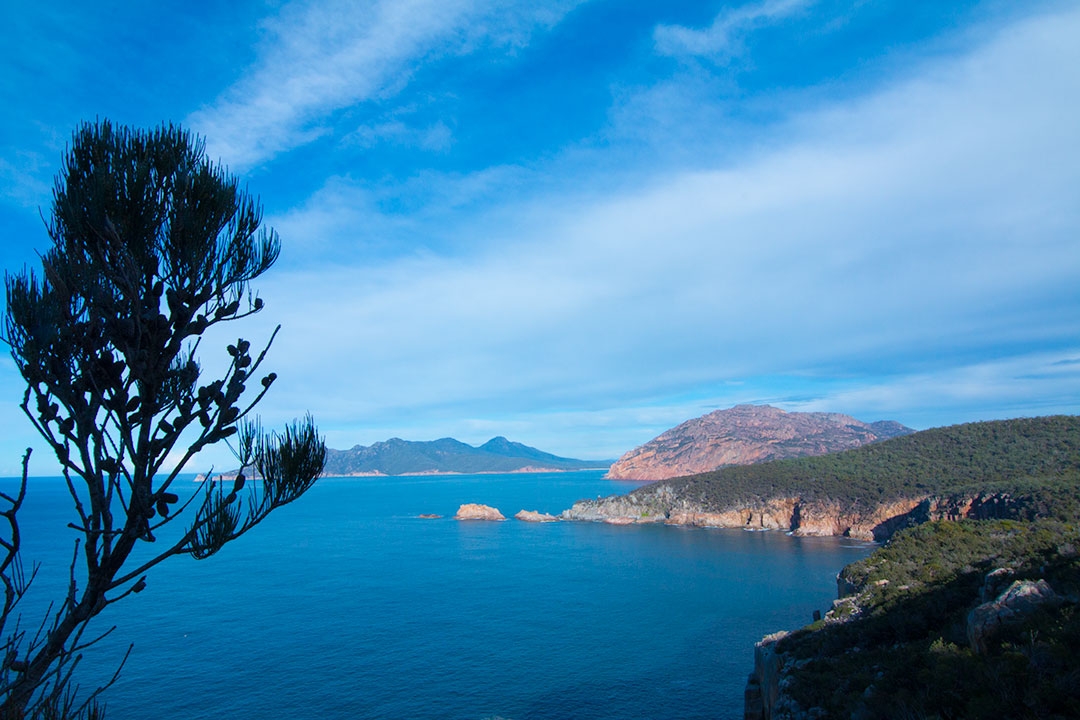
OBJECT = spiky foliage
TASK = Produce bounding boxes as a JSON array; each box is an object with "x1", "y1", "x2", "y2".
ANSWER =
[{"x1": 0, "y1": 121, "x2": 325, "y2": 716}]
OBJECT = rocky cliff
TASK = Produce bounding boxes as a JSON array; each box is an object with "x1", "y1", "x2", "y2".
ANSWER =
[
  {"x1": 567, "y1": 416, "x2": 1080, "y2": 540},
  {"x1": 744, "y1": 519, "x2": 1080, "y2": 719},
  {"x1": 607, "y1": 404, "x2": 912, "y2": 480},
  {"x1": 561, "y1": 485, "x2": 1041, "y2": 541}
]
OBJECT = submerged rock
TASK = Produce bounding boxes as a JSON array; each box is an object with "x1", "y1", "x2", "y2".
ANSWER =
[{"x1": 454, "y1": 503, "x2": 505, "y2": 521}]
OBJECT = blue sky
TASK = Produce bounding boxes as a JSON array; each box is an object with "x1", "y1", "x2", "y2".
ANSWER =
[{"x1": 2, "y1": 0, "x2": 1078, "y2": 474}]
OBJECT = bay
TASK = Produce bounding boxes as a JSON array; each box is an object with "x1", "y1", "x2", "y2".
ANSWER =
[{"x1": 3, "y1": 471, "x2": 873, "y2": 719}]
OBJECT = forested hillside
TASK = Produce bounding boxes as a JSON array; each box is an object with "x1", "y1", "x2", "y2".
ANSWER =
[
  {"x1": 749, "y1": 520, "x2": 1080, "y2": 719},
  {"x1": 742, "y1": 416, "x2": 1080, "y2": 719},
  {"x1": 662, "y1": 415, "x2": 1080, "y2": 509}
]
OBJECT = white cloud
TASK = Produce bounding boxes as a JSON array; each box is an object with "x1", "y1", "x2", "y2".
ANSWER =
[
  {"x1": 264, "y1": 163, "x2": 539, "y2": 263},
  {"x1": 343, "y1": 120, "x2": 453, "y2": 152},
  {"x1": 655, "y1": 0, "x2": 812, "y2": 59},
  {"x1": 186, "y1": 0, "x2": 582, "y2": 169},
  {"x1": 7, "y1": 5, "x2": 1077, "y2": 474},
  {"x1": 243, "y1": 5, "x2": 1080, "y2": 450},
  {"x1": 785, "y1": 350, "x2": 1080, "y2": 429}
]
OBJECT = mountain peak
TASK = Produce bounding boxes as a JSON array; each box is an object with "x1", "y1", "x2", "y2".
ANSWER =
[
  {"x1": 322, "y1": 437, "x2": 609, "y2": 476},
  {"x1": 607, "y1": 404, "x2": 913, "y2": 481}
]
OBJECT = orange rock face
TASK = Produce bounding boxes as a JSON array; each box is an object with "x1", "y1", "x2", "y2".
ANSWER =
[
  {"x1": 561, "y1": 489, "x2": 1038, "y2": 542},
  {"x1": 453, "y1": 503, "x2": 506, "y2": 521},
  {"x1": 607, "y1": 404, "x2": 912, "y2": 481}
]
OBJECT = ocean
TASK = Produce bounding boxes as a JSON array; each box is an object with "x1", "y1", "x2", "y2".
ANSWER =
[{"x1": 4, "y1": 471, "x2": 874, "y2": 719}]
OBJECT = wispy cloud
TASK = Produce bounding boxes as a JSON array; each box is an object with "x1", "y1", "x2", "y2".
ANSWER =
[
  {"x1": 655, "y1": 0, "x2": 812, "y2": 60},
  {"x1": 241, "y1": 5, "x2": 1080, "y2": 458},
  {"x1": 786, "y1": 351, "x2": 1080, "y2": 429},
  {"x1": 265, "y1": 163, "x2": 538, "y2": 262},
  {"x1": 0, "y1": 151, "x2": 51, "y2": 210},
  {"x1": 3, "y1": 1, "x2": 1077, "y2": 475},
  {"x1": 343, "y1": 119, "x2": 453, "y2": 152},
  {"x1": 186, "y1": 0, "x2": 582, "y2": 169}
]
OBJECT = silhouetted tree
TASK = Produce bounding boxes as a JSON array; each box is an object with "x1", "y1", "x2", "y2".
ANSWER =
[{"x1": 1, "y1": 120, "x2": 325, "y2": 717}]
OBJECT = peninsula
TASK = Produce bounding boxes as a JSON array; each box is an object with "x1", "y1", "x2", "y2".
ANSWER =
[{"x1": 566, "y1": 416, "x2": 1080, "y2": 540}]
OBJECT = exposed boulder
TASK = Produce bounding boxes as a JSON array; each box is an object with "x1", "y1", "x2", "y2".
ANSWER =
[
  {"x1": 514, "y1": 510, "x2": 559, "y2": 522},
  {"x1": 453, "y1": 503, "x2": 505, "y2": 521},
  {"x1": 967, "y1": 578, "x2": 1062, "y2": 653}
]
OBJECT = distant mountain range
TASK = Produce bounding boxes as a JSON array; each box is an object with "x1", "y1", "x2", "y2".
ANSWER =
[
  {"x1": 321, "y1": 436, "x2": 611, "y2": 476},
  {"x1": 606, "y1": 404, "x2": 913, "y2": 480}
]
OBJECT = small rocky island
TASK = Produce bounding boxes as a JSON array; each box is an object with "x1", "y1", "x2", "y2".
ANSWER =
[
  {"x1": 514, "y1": 510, "x2": 559, "y2": 522},
  {"x1": 448, "y1": 505, "x2": 560, "y2": 522},
  {"x1": 453, "y1": 503, "x2": 506, "y2": 521}
]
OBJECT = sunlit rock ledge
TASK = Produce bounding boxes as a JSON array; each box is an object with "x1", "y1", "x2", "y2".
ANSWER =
[
  {"x1": 514, "y1": 510, "x2": 560, "y2": 522},
  {"x1": 560, "y1": 488, "x2": 1032, "y2": 541},
  {"x1": 559, "y1": 491, "x2": 913, "y2": 540}
]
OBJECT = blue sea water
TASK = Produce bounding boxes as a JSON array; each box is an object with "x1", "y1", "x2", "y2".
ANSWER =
[{"x1": 4, "y1": 471, "x2": 874, "y2": 719}]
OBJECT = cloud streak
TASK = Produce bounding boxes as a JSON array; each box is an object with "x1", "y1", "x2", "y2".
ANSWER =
[
  {"x1": 236, "y1": 4, "x2": 1080, "y2": 461},
  {"x1": 654, "y1": 0, "x2": 812, "y2": 59},
  {"x1": 186, "y1": 0, "x2": 582, "y2": 169},
  {"x1": 2, "y1": 2, "x2": 1077, "y2": 474}
]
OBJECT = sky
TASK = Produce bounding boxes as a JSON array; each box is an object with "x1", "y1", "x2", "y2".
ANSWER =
[{"x1": 1, "y1": 0, "x2": 1078, "y2": 475}]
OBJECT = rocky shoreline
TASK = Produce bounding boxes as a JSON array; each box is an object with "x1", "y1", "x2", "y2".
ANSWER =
[
  {"x1": 742, "y1": 520, "x2": 1079, "y2": 719},
  {"x1": 447, "y1": 504, "x2": 558, "y2": 522},
  {"x1": 439, "y1": 487, "x2": 1033, "y2": 541},
  {"x1": 559, "y1": 485, "x2": 1030, "y2": 541}
]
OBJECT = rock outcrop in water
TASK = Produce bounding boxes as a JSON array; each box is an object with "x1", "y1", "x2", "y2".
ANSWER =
[
  {"x1": 454, "y1": 503, "x2": 505, "y2": 521},
  {"x1": 607, "y1": 404, "x2": 912, "y2": 481},
  {"x1": 514, "y1": 510, "x2": 560, "y2": 522}
]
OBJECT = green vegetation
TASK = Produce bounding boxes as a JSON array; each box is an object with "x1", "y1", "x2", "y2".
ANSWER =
[
  {"x1": 660, "y1": 415, "x2": 1080, "y2": 510},
  {"x1": 773, "y1": 520, "x2": 1080, "y2": 719},
  {"x1": 713, "y1": 416, "x2": 1080, "y2": 718},
  {"x1": 1, "y1": 121, "x2": 325, "y2": 718}
]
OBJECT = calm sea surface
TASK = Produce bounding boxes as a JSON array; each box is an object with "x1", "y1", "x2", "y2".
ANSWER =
[{"x1": 4, "y1": 471, "x2": 874, "y2": 719}]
